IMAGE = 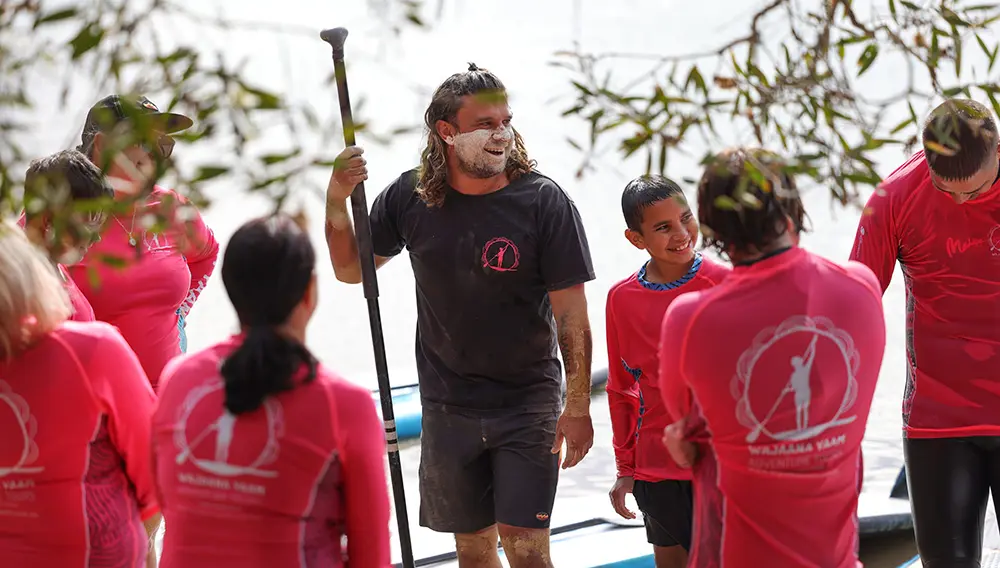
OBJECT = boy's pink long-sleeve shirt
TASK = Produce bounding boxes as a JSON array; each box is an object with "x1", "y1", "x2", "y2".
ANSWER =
[
  {"x1": 0, "y1": 321, "x2": 159, "y2": 568},
  {"x1": 152, "y1": 334, "x2": 392, "y2": 568},
  {"x1": 605, "y1": 254, "x2": 730, "y2": 482},
  {"x1": 68, "y1": 186, "x2": 218, "y2": 388}
]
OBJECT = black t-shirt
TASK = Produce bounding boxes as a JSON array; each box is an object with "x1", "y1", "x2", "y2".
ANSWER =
[{"x1": 369, "y1": 169, "x2": 596, "y2": 414}]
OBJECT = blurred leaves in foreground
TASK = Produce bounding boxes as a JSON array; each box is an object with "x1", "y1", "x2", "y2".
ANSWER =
[
  {"x1": 554, "y1": 0, "x2": 1000, "y2": 207},
  {"x1": 0, "y1": 0, "x2": 432, "y2": 252},
  {"x1": 2, "y1": 0, "x2": 997, "y2": 253}
]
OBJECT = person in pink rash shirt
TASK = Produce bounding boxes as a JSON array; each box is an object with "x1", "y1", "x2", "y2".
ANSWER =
[
  {"x1": 0, "y1": 221, "x2": 161, "y2": 568},
  {"x1": 20, "y1": 149, "x2": 115, "y2": 323},
  {"x1": 850, "y1": 99, "x2": 1000, "y2": 567},
  {"x1": 152, "y1": 214, "x2": 391, "y2": 568},
  {"x1": 657, "y1": 148, "x2": 886, "y2": 568},
  {"x1": 66, "y1": 94, "x2": 219, "y2": 388}
]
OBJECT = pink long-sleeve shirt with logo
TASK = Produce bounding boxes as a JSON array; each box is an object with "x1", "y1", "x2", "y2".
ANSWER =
[
  {"x1": 151, "y1": 334, "x2": 392, "y2": 568},
  {"x1": 851, "y1": 151, "x2": 1000, "y2": 438},
  {"x1": 69, "y1": 186, "x2": 218, "y2": 389},
  {"x1": 0, "y1": 320, "x2": 159, "y2": 568},
  {"x1": 659, "y1": 247, "x2": 886, "y2": 568}
]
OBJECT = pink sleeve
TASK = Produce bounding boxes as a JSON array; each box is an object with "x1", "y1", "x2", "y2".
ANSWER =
[
  {"x1": 170, "y1": 192, "x2": 219, "y2": 317},
  {"x1": 846, "y1": 261, "x2": 884, "y2": 300},
  {"x1": 335, "y1": 384, "x2": 391, "y2": 567},
  {"x1": 849, "y1": 187, "x2": 897, "y2": 294},
  {"x1": 605, "y1": 292, "x2": 639, "y2": 478},
  {"x1": 87, "y1": 326, "x2": 159, "y2": 520},
  {"x1": 658, "y1": 296, "x2": 697, "y2": 423}
]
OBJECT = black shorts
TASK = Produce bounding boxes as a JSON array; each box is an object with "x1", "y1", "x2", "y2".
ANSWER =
[
  {"x1": 418, "y1": 406, "x2": 561, "y2": 534},
  {"x1": 905, "y1": 436, "x2": 1000, "y2": 568},
  {"x1": 632, "y1": 479, "x2": 693, "y2": 550}
]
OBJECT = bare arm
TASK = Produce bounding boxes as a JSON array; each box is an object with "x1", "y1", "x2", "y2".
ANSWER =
[
  {"x1": 144, "y1": 513, "x2": 162, "y2": 568},
  {"x1": 550, "y1": 284, "x2": 593, "y2": 416},
  {"x1": 324, "y1": 147, "x2": 392, "y2": 284},
  {"x1": 549, "y1": 283, "x2": 594, "y2": 468}
]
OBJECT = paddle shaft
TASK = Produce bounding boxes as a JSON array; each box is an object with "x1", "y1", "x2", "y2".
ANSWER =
[{"x1": 321, "y1": 27, "x2": 415, "y2": 568}]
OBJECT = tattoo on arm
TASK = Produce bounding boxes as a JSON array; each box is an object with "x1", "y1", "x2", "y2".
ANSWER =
[{"x1": 558, "y1": 311, "x2": 593, "y2": 416}]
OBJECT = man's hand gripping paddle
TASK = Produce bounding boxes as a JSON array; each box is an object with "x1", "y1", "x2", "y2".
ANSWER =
[{"x1": 320, "y1": 27, "x2": 416, "y2": 568}]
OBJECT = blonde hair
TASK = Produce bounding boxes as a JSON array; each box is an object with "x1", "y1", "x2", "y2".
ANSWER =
[{"x1": 0, "y1": 220, "x2": 72, "y2": 361}]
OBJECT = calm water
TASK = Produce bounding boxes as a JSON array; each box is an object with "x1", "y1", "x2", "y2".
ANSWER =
[{"x1": 24, "y1": 0, "x2": 982, "y2": 564}]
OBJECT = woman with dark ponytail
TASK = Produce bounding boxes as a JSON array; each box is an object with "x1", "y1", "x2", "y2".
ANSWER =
[{"x1": 151, "y1": 214, "x2": 391, "y2": 568}]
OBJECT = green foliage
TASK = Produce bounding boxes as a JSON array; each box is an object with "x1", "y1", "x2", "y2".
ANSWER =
[
  {"x1": 0, "y1": 0, "x2": 432, "y2": 255},
  {"x1": 554, "y1": 0, "x2": 1000, "y2": 206},
  {"x1": 2, "y1": 0, "x2": 997, "y2": 261}
]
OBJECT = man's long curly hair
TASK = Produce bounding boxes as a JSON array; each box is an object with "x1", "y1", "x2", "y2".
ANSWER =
[{"x1": 416, "y1": 63, "x2": 536, "y2": 207}]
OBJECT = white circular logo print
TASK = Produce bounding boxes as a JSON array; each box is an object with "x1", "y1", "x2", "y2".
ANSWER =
[
  {"x1": 174, "y1": 383, "x2": 283, "y2": 478},
  {"x1": 731, "y1": 315, "x2": 860, "y2": 443},
  {"x1": 0, "y1": 380, "x2": 43, "y2": 478}
]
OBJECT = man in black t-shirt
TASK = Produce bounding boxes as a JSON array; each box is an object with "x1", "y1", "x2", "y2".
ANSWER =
[{"x1": 324, "y1": 63, "x2": 596, "y2": 567}]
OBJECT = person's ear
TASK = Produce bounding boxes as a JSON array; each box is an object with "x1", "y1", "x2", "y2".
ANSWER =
[
  {"x1": 624, "y1": 228, "x2": 646, "y2": 251},
  {"x1": 22, "y1": 215, "x2": 49, "y2": 246},
  {"x1": 436, "y1": 120, "x2": 458, "y2": 146},
  {"x1": 785, "y1": 216, "x2": 801, "y2": 246}
]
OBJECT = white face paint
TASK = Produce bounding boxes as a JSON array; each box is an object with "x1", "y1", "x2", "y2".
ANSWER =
[
  {"x1": 444, "y1": 125, "x2": 515, "y2": 179},
  {"x1": 108, "y1": 175, "x2": 139, "y2": 195},
  {"x1": 54, "y1": 246, "x2": 87, "y2": 266}
]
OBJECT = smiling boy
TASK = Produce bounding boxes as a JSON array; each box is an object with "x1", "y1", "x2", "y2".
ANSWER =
[{"x1": 605, "y1": 175, "x2": 730, "y2": 568}]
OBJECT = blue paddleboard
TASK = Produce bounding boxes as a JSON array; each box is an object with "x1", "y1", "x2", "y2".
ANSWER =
[{"x1": 395, "y1": 466, "x2": 912, "y2": 568}]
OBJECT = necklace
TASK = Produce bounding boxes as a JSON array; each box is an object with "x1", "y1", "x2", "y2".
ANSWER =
[{"x1": 114, "y1": 207, "x2": 139, "y2": 247}]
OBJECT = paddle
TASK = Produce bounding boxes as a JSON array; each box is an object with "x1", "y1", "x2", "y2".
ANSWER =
[{"x1": 320, "y1": 26, "x2": 415, "y2": 568}]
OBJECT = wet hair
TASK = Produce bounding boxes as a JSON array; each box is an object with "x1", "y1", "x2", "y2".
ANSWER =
[
  {"x1": 923, "y1": 99, "x2": 999, "y2": 181},
  {"x1": 0, "y1": 221, "x2": 71, "y2": 361},
  {"x1": 219, "y1": 214, "x2": 318, "y2": 415},
  {"x1": 696, "y1": 147, "x2": 809, "y2": 257},
  {"x1": 416, "y1": 62, "x2": 536, "y2": 207},
  {"x1": 621, "y1": 175, "x2": 686, "y2": 232},
  {"x1": 23, "y1": 149, "x2": 113, "y2": 226}
]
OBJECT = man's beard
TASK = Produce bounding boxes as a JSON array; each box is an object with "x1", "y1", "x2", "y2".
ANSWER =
[
  {"x1": 449, "y1": 127, "x2": 514, "y2": 179},
  {"x1": 455, "y1": 150, "x2": 508, "y2": 178}
]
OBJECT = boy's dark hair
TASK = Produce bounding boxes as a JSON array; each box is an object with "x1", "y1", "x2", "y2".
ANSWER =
[
  {"x1": 621, "y1": 175, "x2": 686, "y2": 232},
  {"x1": 923, "y1": 98, "x2": 999, "y2": 181},
  {"x1": 697, "y1": 147, "x2": 808, "y2": 257},
  {"x1": 23, "y1": 149, "x2": 114, "y2": 224}
]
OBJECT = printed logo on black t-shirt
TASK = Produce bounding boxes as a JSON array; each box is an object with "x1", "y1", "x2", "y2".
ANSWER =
[{"x1": 481, "y1": 236, "x2": 520, "y2": 272}]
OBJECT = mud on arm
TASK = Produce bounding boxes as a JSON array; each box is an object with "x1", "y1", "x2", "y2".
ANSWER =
[{"x1": 550, "y1": 284, "x2": 593, "y2": 417}]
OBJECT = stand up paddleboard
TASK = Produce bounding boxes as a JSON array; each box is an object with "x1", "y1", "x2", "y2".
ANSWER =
[
  {"x1": 393, "y1": 465, "x2": 913, "y2": 568},
  {"x1": 372, "y1": 368, "x2": 610, "y2": 441}
]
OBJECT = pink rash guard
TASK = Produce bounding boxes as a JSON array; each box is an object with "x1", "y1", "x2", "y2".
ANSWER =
[
  {"x1": 152, "y1": 334, "x2": 392, "y2": 568},
  {"x1": 68, "y1": 186, "x2": 218, "y2": 388},
  {"x1": 606, "y1": 253, "x2": 731, "y2": 483},
  {"x1": 851, "y1": 151, "x2": 1000, "y2": 438},
  {"x1": 658, "y1": 247, "x2": 886, "y2": 568},
  {"x1": 0, "y1": 321, "x2": 159, "y2": 568},
  {"x1": 59, "y1": 264, "x2": 96, "y2": 322}
]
